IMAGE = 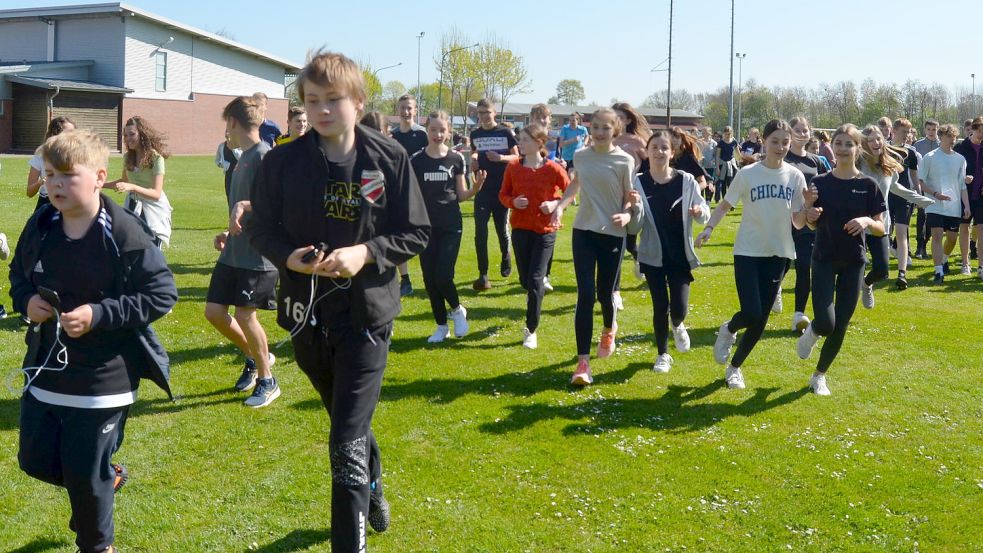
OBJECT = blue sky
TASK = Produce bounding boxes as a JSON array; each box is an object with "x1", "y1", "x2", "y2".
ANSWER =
[{"x1": 10, "y1": 0, "x2": 983, "y2": 105}]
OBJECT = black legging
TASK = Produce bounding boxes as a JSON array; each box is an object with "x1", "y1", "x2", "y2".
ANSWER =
[
  {"x1": 715, "y1": 173, "x2": 733, "y2": 203},
  {"x1": 419, "y1": 225, "x2": 462, "y2": 325},
  {"x1": 864, "y1": 233, "x2": 889, "y2": 286},
  {"x1": 811, "y1": 258, "x2": 864, "y2": 373},
  {"x1": 572, "y1": 229, "x2": 624, "y2": 356},
  {"x1": 915, "y1": 207, "x2": 928, "y2": 252},
  {"x1": 642, "y1": 264, "x2": 691, "y2": 355},
  {"x1": 473, "y1": 194, "x2": 510, "y2": 276},
  {"x1": 792, "y1": 230, "x2": 815, "y2": 313},
  {"x1": 727, "y1": 255, "x2": 787, "y2": 367},
  {"x1": 511, "y1": 229, "x2": 556, "y2": 332}
]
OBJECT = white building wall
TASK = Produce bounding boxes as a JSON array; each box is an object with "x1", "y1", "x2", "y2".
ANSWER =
[
  {"x1": 123, "y1": 17, "x2": 285, "y2": 101},
  {"x1": 55, "y1": 17, "x2": 125, "y2": 86},
  {"x1": 0, "y1": 20, "x2": 49, "y2": 62}
]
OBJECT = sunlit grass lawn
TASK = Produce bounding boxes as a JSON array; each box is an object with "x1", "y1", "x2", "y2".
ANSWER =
[{"x1": 1, "y1": 154, "x2": 981, "y2": 552}]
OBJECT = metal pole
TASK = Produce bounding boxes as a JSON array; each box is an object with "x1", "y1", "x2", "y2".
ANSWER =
[
  {"x1": 735, "y1": 53, "x2": 746, "y2": 140},
  {"x1": 973, "y1": 73, "x2": 977, "y2": 113},
  {"x1": 727, "y1": 0, "x2": 735, "y2": 128},
  {"x1": 666, "y1": 0, "x2": 673, "y2": 129},
  {"x1": 437, "y1": 43, "x2": 478, "y2": 111},
  {"x1": 416, "y1": 32, "x2": 424, "y2": 109}
]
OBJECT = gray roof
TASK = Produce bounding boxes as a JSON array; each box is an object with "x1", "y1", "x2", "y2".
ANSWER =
[
  {"x1": 468, "y1": 101, "x2": 703, "y2": 120},
  {"x1": 0, "y1": 2, "x2": 301, "y2": 72},
  {"x1": 8, "y1": 76, "x2": 133, "y2": 93}
]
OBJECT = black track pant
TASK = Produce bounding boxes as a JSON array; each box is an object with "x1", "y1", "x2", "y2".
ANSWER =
[
  {"x1": 787, "y1": 230, "x2": 815, "y2": 313},
  {"x1": 811, "y1": 258, "x2": 864, "y2": 373},
  {"x1": 420, "y1": 225, "x2": 462, "y2": 325},
  {"x1": 727, "y1": 255, "x2": 787, "y2": 368},
  {"x1": 19, "y1": 393, "x2": 127, "y2": 553},
  {"x1": 915, "y1": 207, "x2": 928, "y2": 251},
  {"x1": 473, "y1": 195, "x2": 510, "y2": 276},
  {"x1": 715, "y1": 174, "x2": 733, "y2": 203},
  {"x1": 572, "y1": 229, "x2": 624, "y2": 355},
  {"x1": 512, "y1": 229, "x2": 556, "y2": 333},
  {"x1": 292, "y1": 321, "x2": 391, "y2": 553},
  {"x1": 641, "y1": 264, "x2": 691, "y2": 355},
  {"x1": 864, "y1": 234, "x2": 889, "y2": 286}
]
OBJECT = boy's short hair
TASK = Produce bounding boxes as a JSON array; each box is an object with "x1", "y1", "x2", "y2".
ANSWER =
[
  {"x1": 530, "y1": 103, "x2": 551, "y2": 119},
  {"x1": 252, "y1": 92, "x2": 269, "y2": 104},
  {"x1": 970, "y1": 117, "x2": 983, "y2": 131},
  {"x1": 287, "y1": 105, "x2": 306, "y2": 121},
  {"x1": 42, "y1": 130, "x2": 109, "y2": 173},
  {"x1": 397, "y1": 94, "x2": 415, "y2": 105},
  {"x1": 223, "y1": 96, "x2": 264, "y2": 129},
  {"x1": 476, "y1": 98, "x2": 494, "y2": 110},
  {"x1": 297, "y1": 49, "x2": 366, "y2": 106},
  {"x1": 924, "y1": 119, "x2": 939, "y2": 128},
  {"x1": 893, "y1": 118, "x2": 912, "y2": 131},
  {"x1": 938, "y1": 124, "x2": 960, "y2": 138}
]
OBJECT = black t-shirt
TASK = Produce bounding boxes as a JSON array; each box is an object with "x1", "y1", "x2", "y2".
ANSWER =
[
  {"x1": 34, "y1": 217, "x2": 142, "y2": 396},
  {"x1": 717, "y1": 139, "x2": 737, "y2": 161},
  {"x1": 671, "y1": 152, "x2": 708, "y2": 181},
  {"x1": 740, "y1": 140, "x2": 762, "y2": 157},
  {"x1": 411, "y1": 149, "x2": 465, "y2": 229},
  {"x1": 319, "y1": 147, "x2": 359, "y2": 322},
  {"x1": 639, "y1": 171, "x2": 687, "y2": 269},
  {"x1": 470, "y1": 124, "x2": 518, "y2": 196},
  {"x1": 811, "y1": 174, "x2": 886, "y2": 264},
  {"x1": 897, "y1": 144, "x2": 919, "y2": 188},
  {"x1": 784, "y1": 151, "x2": 828, "y2": 185},
  {"x1": 392, "y1": 127, "x2": 429, "y2": 157}
]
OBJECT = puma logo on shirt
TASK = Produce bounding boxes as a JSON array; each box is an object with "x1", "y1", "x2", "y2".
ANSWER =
[{"x1": 423, "y1": 165, "x2": 455, "y2": 182}]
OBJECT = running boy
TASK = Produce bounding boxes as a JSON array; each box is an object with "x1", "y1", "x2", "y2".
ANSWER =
[
  {"x1": 469, "y1": 98, "x2": 519, "y2": 290},
  {"x1": 249, "y1": 50, "x2": 430, "y2": 553},
  {"x1": 390, "y1": 94, "x2": 429, "y2": 296},
  {"x1": 9, "y1": 130, "x2": 177, "y2": 553},
  {"x1": 920, "y1": 124, "x2": 970, "y2": 284},
  {"x1": 204, "y1": 96, "x2": 280, "y2": 407}
]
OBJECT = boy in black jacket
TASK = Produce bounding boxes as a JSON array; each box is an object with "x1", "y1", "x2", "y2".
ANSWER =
[
  {"x1": 8, "y1": 130, "x2": 178, "y2": 553},
  {"x1": 250, "y1": 50, "x2": 429, "y2": 553}
]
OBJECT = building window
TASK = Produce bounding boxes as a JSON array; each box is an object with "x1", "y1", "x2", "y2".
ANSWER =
[{"x1": 155, "y1": 51, "x2": 167, "y2": 92}]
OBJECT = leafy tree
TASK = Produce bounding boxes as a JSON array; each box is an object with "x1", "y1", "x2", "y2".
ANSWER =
[{"x1": 550, "y1": 79, "x2": 585, "y2": 105}]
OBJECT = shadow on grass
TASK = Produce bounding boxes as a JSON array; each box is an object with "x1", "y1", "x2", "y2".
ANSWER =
[
  {"x1": 7, "y1": 537, "x2": 70, "y2": 553},
  {"x1": 250, "y1": 528, "x2": 331, "y2": 553},
  {"x1": 480, "y1": 383, "x2": 810, "y2": 435},
  {"x1": 375, "y1": 356, "x2": 649, "y2": 407},
  {"x1": 169, "y1": 262, "x2": 215, "y2": 276},
  {"x1": 130, "y1": 388, "x2": 244, "y2": 417}
]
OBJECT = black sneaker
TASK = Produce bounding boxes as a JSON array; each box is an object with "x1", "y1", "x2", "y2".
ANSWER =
[
  {"x1": 896, "y1": 272, "x2": 908, "y2": 290},
  {"x1": 368, "y1": 480, "x2": 391, "y2": 533},
  {"x1": 500, "y1": 257, "x2": 512, "y2": 278},
  {"x1": 235, "y1": 359, "x2": 258, "y2": 392},
  {"x1": 472, "y1": 275, "x2": 492, "y2": 291},
  {"x1": 933, "y1": 272, "x2": 944, "y2": 285},
  {"x1": 399, "y1": 276, "x2": 413, "y2": 297}
]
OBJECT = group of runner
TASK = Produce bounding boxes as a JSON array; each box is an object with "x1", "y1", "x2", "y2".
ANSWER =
[{"x1": 5, "y1": 46, "x2": 983, "y2": 553}]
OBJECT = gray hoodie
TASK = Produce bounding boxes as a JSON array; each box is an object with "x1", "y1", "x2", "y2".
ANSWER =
[{"x1": 632, "y1": 170, "x2": 710, "y2": 270}]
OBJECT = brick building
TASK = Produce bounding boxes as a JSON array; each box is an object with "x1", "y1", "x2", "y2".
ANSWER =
[{"x1": 0, "y1": 2, "x2": 300, "y2": 154}]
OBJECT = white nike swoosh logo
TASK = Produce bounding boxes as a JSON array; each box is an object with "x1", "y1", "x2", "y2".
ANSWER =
[{"x1": 102, "y1": 423, "x2": 116, "y2": 434}]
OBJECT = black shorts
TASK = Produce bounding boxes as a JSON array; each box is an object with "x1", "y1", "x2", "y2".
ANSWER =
[
  {"x1": 564, "y1": 158, "x2": 575, "y2": 170},
  {"x1": 971, "y1": 198, "x2": 983, "y2": 224},
  {"x1": 926, "y1": 213, "x2": 961, "y2": 233},
  {"x1": 888, "y1": 195, "x2": 913, "y2": 227},
  {"x1": 206, "y1": 262, "x2": 278, "y2": 309}
]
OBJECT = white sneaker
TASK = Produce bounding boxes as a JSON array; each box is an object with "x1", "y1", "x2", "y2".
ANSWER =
[
  {"x1": 671, "y1": 323, "x2": 691, "y2": 352},
  {"x1": 713, "y1": 321, "x2": 737, "y2": 365},
  {"x1": 791, "y1": 312, "x2": 810, "y2": 333},
  {"x1": 427, "y1": 325, "x2": 449, "y2": 343},
  {"x1": 633, "y1": 260, "x2": 643, "y2": 280},
  {"x1": 652, "y1": 353, "x2": 673, "y2": 373},
  {"x1": 522, "y1": 328, "x2": 538, "y2": 349},
  {"x1": 449, "y1": 305, "x2": 469, "y2": 338},
  {"x1": 797, "y1": 324, "x2": 820, "y2": 360},
  {"x1": 725, "y1": 365, "x2": 746, "y2": 389},
  {"x1": 612, "y1": 291, "x2": 624, "y2": 311},
  {"x1": 543, "y1": 276, "x2": 554, "y2": 293},
  {"x1": 809, "y1": 373, "x2": 831, "y2": 396},
  {"x1": 0, "y1": 232, "x2": 9, "y2": 261},
  {"x1": 960, "y1": 264, "x2": 972, "y2": 276},
  {"x1": 861, "y1": 284, "x2": 874, "y2": 309},
  {"x1": 771, "y1": 291, "x2": 783, "y2": 313}
]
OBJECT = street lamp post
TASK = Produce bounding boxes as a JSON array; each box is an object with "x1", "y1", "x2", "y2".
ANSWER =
[
  {"x1": 416, "y1": 32, "x2": 425, "y2": 107},
  {"x1": 727, "y1": 0, "x2": 735, "y2": 128},
  {"x1": 371, "y1": 62, "x2": 402, "y2": 111},
  {"x1": 666, "y1": 0, "x2": 674, "y2": 129},
  {"x1": 735, "y1": 53, "x2": 747, "y2": 140},
  {"x1": 437, "y1": 42, "x2": 479, "y2": 111},
  {"x1": 972, "y1": 73, "x2": 977, "y2": 113}
]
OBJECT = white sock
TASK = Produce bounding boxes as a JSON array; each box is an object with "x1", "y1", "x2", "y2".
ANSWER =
[{"x1": 934, "y1": 265, "x2": 943, "y2": 274}]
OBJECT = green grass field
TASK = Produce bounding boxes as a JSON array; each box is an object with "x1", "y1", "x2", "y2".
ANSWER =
[{"x1": 0, "y1": 154, "x2": 981, "y2": 552}]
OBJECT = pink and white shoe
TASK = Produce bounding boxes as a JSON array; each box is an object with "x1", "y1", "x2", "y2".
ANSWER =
[
  {"x1": 571, "y1": 359, "x2": 593, "y2": 386},
  {"x1": 597, "y1": 323, "x2": 617, "y2": 358}
]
